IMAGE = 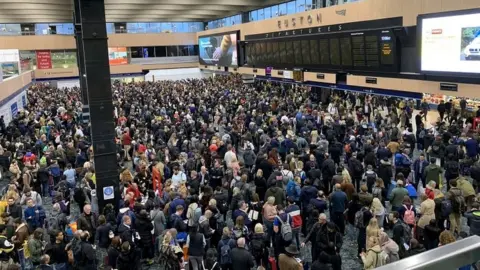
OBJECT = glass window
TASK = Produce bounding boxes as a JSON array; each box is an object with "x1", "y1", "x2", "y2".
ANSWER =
[
  {"x1": 264, "y1": 7, "x2": 271, "y2": 19},
  {"x1": 250, "y1": 10, "x2": 258, "y2": 21},
  {"x1": 166, "y1": 46, "x2": 179, "y2": 57},
  {"x1": 154, "y1": 46, "x2": 166, "y2": 57},
  {"x1": 35, "y1": 24, "x2": 49, "y2": 35},
  {"x1": 305, "y1": 0, "x2": 313, "y2": 10},
  {"x1": 258, "y1": 9, "x2": 265, "y2": 21},
  {"x1": 178, "y1": 46, "x2": 189, "y2": 56},
  {"x1": 161, "y1": 23, "x2": 172, "y2": 32},
  {"x1": 131, "y1": 47, "x2": 143, "y2": 58},
  {"x1": 279, "y1": 3, "x2": 287, "y2": 16},
  {"x1": 287, "y1": 1, "x2": 296, "y2": 14},
  {"x1": 142, "y1": 47, "x2": 154, "y2": 57},
  {"x1": 0, "y1": 24, "x2": 21, "y2": 35},
  {"x1": 296, "y1": 0, "x2": 306, "y2": 12},
  {"x1": 225, "y1": 17, "x2": 231, "y2": 26},
  {"x1": 106, "y1": 23, "x2": 115, "y2": 34},
  {"x1": 126, "y1": 23, "x2": 138, "y2": 33},
  {"x1": 187, "y1": 45, "x2": 195, "y2": 56},
  {"x1": 271, "y1": 5, "x2": 279, "y2": 17},
  {"x1": 19, "y1": 50, "x2": 36, "y2": 70},
  {"x1": 194, "y1": 45, "x2": 199, "y2": 56}
]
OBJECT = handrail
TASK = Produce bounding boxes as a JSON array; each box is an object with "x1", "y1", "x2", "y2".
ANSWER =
[{"x1": 376, "y1": 235, "x2": 480, "y2": 270}]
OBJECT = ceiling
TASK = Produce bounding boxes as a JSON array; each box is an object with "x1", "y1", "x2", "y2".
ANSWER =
[{"x1": 0, "y1": 0, "x2": 288, "y2": 23}]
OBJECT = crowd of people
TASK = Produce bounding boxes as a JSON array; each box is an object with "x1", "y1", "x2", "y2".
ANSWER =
[{"x1": 0, "y1": 74, "x2": 478, "y2": 270}]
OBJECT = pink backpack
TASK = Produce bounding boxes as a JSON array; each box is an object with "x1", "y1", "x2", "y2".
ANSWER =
[{"x1": 403, "y1": 205, "x2": 415, "y2": 225}]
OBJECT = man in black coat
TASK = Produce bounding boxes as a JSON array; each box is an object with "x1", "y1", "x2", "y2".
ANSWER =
[{"x1": 230, "y1": 238, "x2": 254, "y2": 270}]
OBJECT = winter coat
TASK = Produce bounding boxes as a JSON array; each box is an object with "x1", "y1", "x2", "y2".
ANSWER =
[
  {"x1": 265, "y1": 186, "x2": 285, "y2": 206},
  {"x1": 136, "y1": 214, "x2": 153, "y2": 246},
  {"x1": 465, "y1": 210, "x2": 480, "y2": 236},
  {"x1": 457, "y1": 177, "x2": 475, "y2": 198},
  {"x1": 151, "y1": 209, "x2": 166, "y2": 236},
  {"x1": 418, "y1": 199, "x2": 435, "y2": 229},
  {"x1": 362, "y1": 245, "x2": 383, "y2": 269}
]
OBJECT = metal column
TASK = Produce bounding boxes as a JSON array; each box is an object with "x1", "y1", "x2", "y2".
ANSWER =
[
  {"x1": 73, "y1": 0, "x2": 89, "y2": 123},
  {"x1": 75, "y1": 0, "x2": 119, "y2": 213}
]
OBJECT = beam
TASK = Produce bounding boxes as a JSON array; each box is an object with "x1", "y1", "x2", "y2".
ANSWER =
[
  {"x1": 104, "y1": 4, "x2": 247, "y2": 11},
  {"x1": 105, "y1": 0, "x2": 268, "y2": 6},
  {"x1": 106, "y1": 14, "x2": 217, "y2": 20},
  {"x1": 0, "y1": 3, "x2": 72, "y2": 10},
  {"x1": 105, "y1": 9, "x2": 227, "y2": 16},
  {"x1": 106, "y1": 18, "x2": 202, "y2": 22},
  {"x1": 0, "y1": 10, "x2": 72, "y2": 15}
]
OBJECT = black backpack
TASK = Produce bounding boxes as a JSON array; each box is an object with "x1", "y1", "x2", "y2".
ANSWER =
[{"x1": 250, "y1": 238, "x2": 265, "y2": 259}]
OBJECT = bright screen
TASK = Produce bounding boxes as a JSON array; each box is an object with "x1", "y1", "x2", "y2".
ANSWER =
[
  {"x1": 108, "y1": 47, "x2": 128, "y2": 65},
  {"x1": 199, "y1": 33, "x2": 238, "y2": 66},
  {"x1": 421, "y1": 12, "x2": 480, "y2": 73}
]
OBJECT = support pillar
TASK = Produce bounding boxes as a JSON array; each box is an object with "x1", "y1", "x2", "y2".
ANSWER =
[
  {"x1": 75, "y1": 0, "x2": 119, "y2": 213},
  {"x1": 73, "y1": 0, "x2": 89, "y2": 123}
]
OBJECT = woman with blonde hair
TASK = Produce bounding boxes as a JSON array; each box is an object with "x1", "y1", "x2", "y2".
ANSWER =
[
  {"x1": 6, "y1": 184, "x2": 19, "y2": 202},
  {"x1": 370, "y1": 198, "x2": 386, "y2": 228},
  {"x1": 366, "y1": 218, "x2": 381, "y2": 245},
  {"x1": 263, "y1": 196, "x2": 277, "y2": 241},
  {"x1": 254, "y1": 169, "x2": 267, "y2": 200},
  {"x1": 341, "y1": 173, "x2": 356, "y2": 201},
  {"x1": 372, "y1": 178, "x2": 386, "y2": 204},
  {"x1": 158, "y1": 230, "x2": 184, "y2": 270},
  {"x1": 417, "y1": 193, "x2": 435, "y2": 241}
]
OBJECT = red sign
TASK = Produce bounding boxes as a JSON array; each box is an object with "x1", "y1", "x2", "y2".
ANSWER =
[{"x1": 36, "y1": 50, "x2": 52, "y2": 69}]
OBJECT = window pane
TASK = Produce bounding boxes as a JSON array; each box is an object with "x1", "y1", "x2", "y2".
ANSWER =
[
  {"x1": 279, "y1": 3, "x2": 287, "y2": 16},
  {"x1": 179, "y1": 45, "x2": 189, "y2": 56},
  {"x1": 155, "y1": 46, "x2": 166, "y2": 57},
  {"x1": 305, "y1": 0, "x2": 313, "y2": 10},
  {"x1": 143, "y1": 47, "x2": 154, "y2": 57},
  {"x1": 187, "y1": 45, "x2": 195, "y2": 56},
  {"x1": 287, "y1": 1, "x2": 296, "y2": 14},
  {"x1": 264, "y1": 7, "x2": 271, "y2": 19},
  {"x1": 106, "y1": 23, "x2": 115, "y2": 34},
  {"x1": 161, "y1": 23, "x2": 172, "y2": 32},
  {"x1": 20, "y1": 50, "x2": 36, "y2": 70},
  {"x1": 166, "y1": 46, "x2": 179, "y2": 57},
  {"x1": 35, "y1": 24, "x2": 49, "y2": 35},
  {"x1": 297, "y1": 0, "x2": 306, "y2": 12},
  {"x1": 271, "y1": 5, "x2": 279, "y2": 17},
  {"x1": 194, "y1": 45, "x2": 199, "y2": 56},
  {"x1": 258, "y1": 9, "x2": 265, "y2": 21},
  {"x1": 131, "y1": 47, "x2": 143, "y2": 58},
  {"x1": 251, "y1": 10, "x2": 258, "y2": 21},
  {"x1": 51, "y1": 50, "x2": 77, "y2": 68}
]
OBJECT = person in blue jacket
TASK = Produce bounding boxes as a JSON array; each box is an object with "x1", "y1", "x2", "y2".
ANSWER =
[
  {"x1": 465, "y1": 136, "x2": 479, "y2": 159},
  {"x1": 24, "y1": 198, "x2": 46, "y2": 232}
]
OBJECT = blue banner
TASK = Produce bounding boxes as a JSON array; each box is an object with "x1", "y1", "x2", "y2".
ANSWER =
[
  {"x1": 22, "y1": 95, "x2": 26, "y2": 107},
  {"x1": 10, "y1": 102, "x2": 18, "y2": 118}
]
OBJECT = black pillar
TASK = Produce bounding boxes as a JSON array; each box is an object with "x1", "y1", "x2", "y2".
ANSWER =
[
  {"x1": 76, "y1": 0, "x2": 119, "y2": 213},
  {"x1": 73, "y1": 0, "x2": 90, "y2": 124}
]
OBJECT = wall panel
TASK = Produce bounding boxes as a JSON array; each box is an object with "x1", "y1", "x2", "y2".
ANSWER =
[
  {"x1": 0, "y1": 71, "x2": 32, "y2": 101},
  {"x1": 304, "y1": 72, "x2": 336, "y2": 84}
]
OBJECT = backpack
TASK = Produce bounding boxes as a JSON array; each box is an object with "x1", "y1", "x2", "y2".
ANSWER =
[
  {"x1": 354, "y1": 208, "x2": 367, "y2": 228},
  {"x1": 365, "y1": 171, "x2": 377, "y2": 184},
  {"x1": 400, "y1": 221, "x2": 413, "y2": 244},
  {"x1": 277, "y1": 214, "x2": 293, "y2": 242},
  {"x1": 286, "y1": 181, "x2": 297, "y2": 198},
  {"x1": 50, "y1": 166, "x2": 61, "y2": 178},
  {"x1": 220, "y1": 239, "x2": 232, "y2": 265},
  {"x1": 282, "y1": 171, "x2": 290, "y2": 185},
  {"x1": 441, "y1": 199, "x2": 453, "y2": 218},
  {"x1": 40, "y1": 156, "x2": 47, "y2": 166},
  {"x1": 403, "y1": 205, "x2": 415, "y2": 225},
  {"x1": 250, "y1": 238, "x2": 265, "y2": 259},
  {"x1": 376, "y1": 250, "x2": 388, "y2": 267},
  {"x1": 451, "y1": 192, "x2": 465, "y2": 213},
  {"x1": 47, "y1": 216, "x2": 60, "y2": 232}
]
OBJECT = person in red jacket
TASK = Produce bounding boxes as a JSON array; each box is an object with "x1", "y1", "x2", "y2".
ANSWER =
[{"x1": 126, "y1": 183, "x2": 142, "y2": 204}]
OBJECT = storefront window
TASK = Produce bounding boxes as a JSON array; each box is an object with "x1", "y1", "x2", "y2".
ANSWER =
[
  {"x1": 296, "y1": 0, "x2": 306, "y2": 12},
  {"x1": 250, "y1": 10, "x2": 258, "y2": 21},
  {"x1": 19, "y1": 50, "x2": 36, "y2": 71},
  {"x1": 166, "y1": 46, "x2": 179, "y2": 57}
]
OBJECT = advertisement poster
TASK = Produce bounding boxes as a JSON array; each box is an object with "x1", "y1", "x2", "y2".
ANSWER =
[
  {"x1": 108, "y1": 47, "x2": 128, "y2": 65},
  {"x1": 421, "y1": 12, "x2": 480, "y2": 73},
  {"x1": 10, "y1": 102, "x2": 18, "y2": 118},
  {"x1": 36, "y1": 50, "x2": 52, "y2": 69},
  {"x1": 199, "y1": 33, "x2": 238, "y2": 66}
]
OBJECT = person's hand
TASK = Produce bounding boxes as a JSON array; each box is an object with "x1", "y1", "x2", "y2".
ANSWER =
[
  {"x1": 300, "y1": 242, "x2": 305, "y2": 248},
  {"x1": 360, "y1": 252, "x2": 366, "y2": 257}
]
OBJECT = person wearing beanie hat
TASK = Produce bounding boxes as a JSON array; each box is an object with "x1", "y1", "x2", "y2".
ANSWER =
[{"x1": 389, "y1": 177, "x2": 409, "y2": 212}]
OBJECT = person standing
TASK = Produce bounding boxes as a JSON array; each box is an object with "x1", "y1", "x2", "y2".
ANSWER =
[
  {"x1": 445, "y1": 179, "x2": 465, "y2": 235},
  {"x1": 413, "y1": 154, "x2": 429, "y2": 190},
  {"x1": 329, "y1": 184, "x2": 347, "y2": 234},
  {"x1": 77, "y1": 204, "x2": 98, "y2": 244},
  {"x1": 24, "y1": 198, "x2": 45, "y2": 233},
  {"x1": 279, "y1": 246, "x2": 303, "y2": 270},
  {"x1": 437, "y1": 100, "x2": 446, "y2": 122},
  {"x1": 286, "y1": 197, "x2": 302, "y2": 249},
  {"x1": 230, "y1": 238, "x2": 254, "y2": 270},
  {"x1": 389, "y1": 180, "x2": 409, "y2": 212}
]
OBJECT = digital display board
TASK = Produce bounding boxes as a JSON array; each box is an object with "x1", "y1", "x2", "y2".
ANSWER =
[
  {"x1": 340, "y1": 37, "x2": 353, "y2": 66},
  {"x1": 310, "y1": 40, "x2": 319, "y2": 64},
  {"x1": 330, "y1": 38, "x2": 341, "y2": 66},
  {"x1": 199, "y1": 32, "x2": 238, "y2": 66},
  {"x1": 294, "y1": 40, "x2": 303, "y2": 65},
  {"x1": 279, "y1": 42, "x2": 286, "y2": 64},
  {"x1": 285, "y1": 41, "x2": 294, "y2": 64},
  {"x1": 272, "y1": 42, "x2": 279, "y2": 64},
  {"x1": 319, "y1": 39, "x2": 330, "y2": 65},
  {"x1": 419, "y1": 10, "x2": 480, "y2": 74},
  {"x1": 352, "y1": 34, "x2": 366, "y2": 67}
]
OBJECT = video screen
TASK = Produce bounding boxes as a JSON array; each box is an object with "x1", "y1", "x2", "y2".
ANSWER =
[
  {"x1": 420, "y1": 12, "x2": 480, "y2": 73},
  {"x1": 199, "y1": 33, "x2": 238, "y2": 66}
]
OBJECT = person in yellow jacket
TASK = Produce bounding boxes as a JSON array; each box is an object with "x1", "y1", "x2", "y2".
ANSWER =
[
  {"x1": 456, "y1": 176, "x2": 476, "y2": 210},
  {"x1": 0, "y1": 224, "x2": 14, "y2": 267}
]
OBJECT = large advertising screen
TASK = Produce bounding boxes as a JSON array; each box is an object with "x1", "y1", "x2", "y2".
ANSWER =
[
  {"x1": 198, "y1": 32, "x2": 238, "y2": 66},
  {"x1": 420, "y1": 10, "x2": 480, "y2": 74},
  {"x1": 108, "y1": 47, "x2": 128, "y2": 65}
]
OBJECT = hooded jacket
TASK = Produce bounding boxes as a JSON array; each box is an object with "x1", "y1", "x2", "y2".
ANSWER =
[
  {"x1": 265, "y1": 186, "x2": 285, "y2": 206},
  {"x1": 379, "y1": 232, "x2": 399, "y2": 264},
  {"x1": 465, "y1": 209, "x2": 480, "y2": 236},
  {"x1": 362, "y1": 245, "x2": 383, "y2": 269}
]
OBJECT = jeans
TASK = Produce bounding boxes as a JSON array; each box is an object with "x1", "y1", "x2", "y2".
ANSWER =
[
  {"x1": 264, "y1": 219, "x2": 274, "y2": 244},
  {"x1": 42, "y1": 182, "x2": 49, "y2": 197},
  {"x1": 292, "y1": 228, "x2": 301, "y2": 249},
  {"x1": 449, "y1": 212, "x2": 461, "y2": 234},
  {"x1": 357, "y1": 228, "x2": 366, "y2": 255}
]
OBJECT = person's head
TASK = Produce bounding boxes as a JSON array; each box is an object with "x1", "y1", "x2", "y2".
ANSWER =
[
  {"x1": 111, "y1": 236, "x2": 121, "y2": 248},
  {"x1": 121, "y1": 241, "x2": 131, "y2": 253},
  {"x1": 367, "y1": 217, "x2": 379, "y2": 229},
  {"x1": 396, "y1": 180, "x2": 404, "y2": 187},
  {"x1": 430, "y1": 157, "x2": 436, "y2": 164},
  {"x1": 276, "y1": 204, "x2": 285, "y2": 214},
  {"x1": 389, "y1": 211, "x2": 400, "y2": 223},
  {"x1": 472, "y1": 202, "x2": 480, "y2": 210},
  {"x1": 24, "y1": 187, "x2": 32, "y2": 198},
  {"x1": 254, "y1": 223, "x2": 264, "y2": 234},
  {"x1": 40, "y1": 254, "x2": 50, "y2": 265},
  {"x1": 360, "y1": 184, "x2": 368, "y2": 193},
  {"x1": 235, "y1": 215, "x2": 244, "y2": 227},
  {"x1": 222, "y1": 227, "x2": 231, "y2": 237},
  {"x1": 375, "y1": 178, "x2": 385, "y2": 188},
  {"x1": 237, "y1": 237, "x2": 246, "y2": 248},
  {"x1": 334, "y1": 183, "x2": 341, "y2": 191},
  {"x1": 420, "y1": 193, "x2": 428, "y2": 202},
  {"x1": 232, "y1": 187, "x2": 240, "y2": 197},
  {"x1": 318, "y1": 190, "x2": 324, "y2": 199},
  {"x1": 419, "y1": 153, "x2": 425, "y2": 161},
  {"x1": 83, "y1": 204, "x2": 91, "y2": 215},
  {"x1": 7, "y1": 197, "x2": 15, "y2": 206},
  {"x1": 267, "y1": 196, "x2": 275, "y2": 205},
  {"x1": 427, "y1": 180, "x2": 437, "y2": 189},
  {"x1": 33, "y1": 228, "x2": 44, "y2": 240},
  {"x1": 55, "y1": 231, "x2": 64, "y2": 242},
  {"x1": 80, "y1": 231, "x2": 90, "y2": 241},
  {"x1": 123, "y1": 215, "x2": 131, "y2": 226},
  {"x1": 26, "y1": 198, "x2": 34, "y2": 207},
  {"x1": 439, "y1": 230, "x2": 456, "y2": 246},
  {"x1": 396, "y1": 173, "x2": 404, "y2": 181},
  {"x1": 205, "y1": 210, "x2": 213, "y2": 219},
  {"x1": 256, "y1": 169, "x2": 263, "y2": 177},
  {"x1": 176, "y1": 205, "x2": 184, "y2": 215},
  {"x1": 319, "y1": 213, "x2": 327, "y2": 224},
  {"x1": 403, "y1": 195, "x2": 412, "y2": 206},
  {"x1": 379, "y1": 231, "x2": 390, "y2": 246}
]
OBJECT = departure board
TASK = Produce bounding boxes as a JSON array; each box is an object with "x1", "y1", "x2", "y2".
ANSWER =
[
  {"x1": 352, "y1": 34, "x2": 366, "y2": 67},
  {"x1": 272, "y1": 42, "x2": 279, "y2": 65},
  {"x1": 310, "y1": 40, "x2": 319, "y2": 64},
  {"x1": 380, "y1": 32, "x2": 394, "y2": 65},
  {"x1": 266, "y1": 42, "x2": 273, "y2": 63},
  {"x1": 330, "y1": 38, "x2": 341, "y2": 66},
  {"x1": 285, "y1": 41, "x2": 294, "y2": 64},
  {"x1": 279, "y1": 42, "x2": 286, "y2": 64},
  {"x1": 301, "y1": 40, "x2": 311, "y2": 65},
  {"x1": 294, "y1": 40, "x2": 303, "y2": 65},
  {"x1": 365, "y1": 35, "x2": 380, "y2": 67},
  {"x1": 260, "y1": 43, "x2": 266, "y2": 64},
  {"x1": 340, "y1": 37, "x2": 353, "y2": 66},
  {"x1": 245, "y1": 44, "x2": 251, "y2": 64},
  {"x1": 319, "y1": 39, "x2": 330, "y2": 65}
]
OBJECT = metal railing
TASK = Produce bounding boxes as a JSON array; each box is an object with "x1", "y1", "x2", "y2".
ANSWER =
[{"x1": 376, "y1": 235, "x2": 480, "y2": 270}]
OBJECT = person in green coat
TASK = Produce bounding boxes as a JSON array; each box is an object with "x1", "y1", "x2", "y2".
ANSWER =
[
  {"x1": 389, "y1": 180, "x2": 409, "y2": 212},
  {"x1": 28, "y1": 228, "x2": 45, "y2": 267},
  {"x1": 423, "y1": 158, "x2": 443, "y2": 188},
  {"x1": 456, "y1": 176, "x2": 476, "y2": 210}
]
